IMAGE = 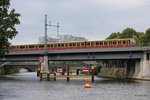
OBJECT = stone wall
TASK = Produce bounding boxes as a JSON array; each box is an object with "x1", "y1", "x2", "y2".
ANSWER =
[
  {"x1": 98, "y1": 67, "x2": 125, "y2": 79},
  {"x1": 128, "y1": 53, "x2": 150, "y2": 80}
]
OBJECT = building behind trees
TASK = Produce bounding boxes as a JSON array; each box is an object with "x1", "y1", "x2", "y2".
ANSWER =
[{"x1": 38, "y1": 34, "x2": 87, "y2": 43}]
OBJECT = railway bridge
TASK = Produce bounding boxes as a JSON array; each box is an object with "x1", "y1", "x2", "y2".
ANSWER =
[{"x1": 0, "y1": 46, "x2": 150, "y2": 80}]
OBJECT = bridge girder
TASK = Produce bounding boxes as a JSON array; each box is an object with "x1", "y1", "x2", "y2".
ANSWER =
[{"x1": 0, "y1": 51, "x2": 143, "y2": 62}]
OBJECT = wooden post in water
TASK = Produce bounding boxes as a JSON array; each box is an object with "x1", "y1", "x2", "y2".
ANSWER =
[
  {"x1": 91, "y1": 65, "x2": 95, "y2": 82},
  {"x1": 67, "y1": 65, "x2": 70, "y2": 82},
  {"x1": 91, "y1": 69, "x2": 94, "y2": 82},
  {"x1": 54, "y1": 73, "x2": 56, "y2": 81},
  {"x1": 40, "y1": 73, "x2": 42, "y2": 81},
  {"x1": 47, "y1": 73, "x2": 49, "y2": 81}
]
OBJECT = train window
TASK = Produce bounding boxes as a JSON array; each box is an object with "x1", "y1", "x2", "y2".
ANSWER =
[
  {"x1": 81, "y1": 43, "x2": 84, "y2": 46},
  {"x1": 49, "y1": 44, "x2": 53, "y2": 48},
  {"x1": 47, "y1": 44, "x2": 50, "y2": 47},
  {"x1": 61, "y1": 44, "x2": 64, "y2": 47},
  {"x1": 96, "y1": 42, "x2": 99, "y2": 45},
  {"x1": 29, "y1": 45, "x2": 34, "y2": 48},
  {"x1": 100, "y1": 42, "x2": 103, "y2": 45},
  {"x1": 20, "y1": 46, "x2": 25, "y2": 49},
  {"x1": 54, "y1": 44, "x2": 57, "y2": 47},
  {"x1": 58, "y1": 44, "x2": 61, "y2": 47},
  {"x1": 118, "y1": 41, "x2": 121, "y2": 44},
  {"x1": 39, "y1": 45, "x2": 44, "y2": 48},
  {"x1": 87, "y1": 42, "x2": 90, "y2": 46},
  {"x1": 69, "y1": 43, "x2": 72, "y2": 47},
  {"x1": 123, "y1": 41, "x2": 126, "y2": 44},
  {"x1": 113, "y1": 41, "x2": 116, "y2": 45},
  {"x1": 61, "y1": 44, "x2": 63, "y2": 47},
  {"x1": 73, "y1": 43, "x2": 76, "y2": 47},
  {"x1": 84, "y1": 42, "x2": 87, "y2": 46},
  {"x1": 91, "y1": 42, "x2": 94, "y2": 46},
  {"x1": 65, "y1": 44, "x2": 68, "y2": 47},
  {"x1": 77, "y1": 43, "x2": 80, "y2": 46},
  {"x1": 50, "y1": 44, "x2": 54, "y2": 47},
  {"x1": 104, "y1": 42, "x2": 107, "y2": 45}
]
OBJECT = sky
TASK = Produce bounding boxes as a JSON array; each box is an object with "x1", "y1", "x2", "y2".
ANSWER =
[{"x1": 9, "y1": 0, "x2": 150, "y2": 44}]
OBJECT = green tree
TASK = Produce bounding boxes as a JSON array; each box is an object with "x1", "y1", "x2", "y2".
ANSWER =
[
  {"x1": 121, "y1": 28, "x2": 137, "y2": 38},
  {"x1": 106, "y1": 28, "x2": 145, "y2": 43},
  {"x1": 0, "y1": 0, "x2": 20, "y2": 56},
  {"x1": 133, "y1": 32, "x2": 144, "y2": 43},
  {"x1": 107, "y1": 28, "x2": 137, "y2": 39},
  {"x1": 144, "y1": 28, "x2": 150, "y2": 43},
  {"x1": 107, "y1": 32, "x2": 121, "y2": 39}
]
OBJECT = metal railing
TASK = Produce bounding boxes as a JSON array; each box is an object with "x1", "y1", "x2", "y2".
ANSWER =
[{"x1": 134, "y1": 42, "x2": 150, "y2": 47}]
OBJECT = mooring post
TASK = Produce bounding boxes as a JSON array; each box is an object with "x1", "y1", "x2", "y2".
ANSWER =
[
  {"x1": 37, "y1": 68, "x2": 40, "y2": 77},
  {"x1": 40, "y1": 73, "x2": 42, "y2": 81},
  {"x1": 91, "y1": 65, "x2": 95, "y2": 82},
  {"x1": 47, "y1": 73, "x2": 49, "y2": 81},
  {"x1": 54, "y1": 73, "x2": 56, "y2": 81},
  {"x1": 91, "y1": 69, "x2": 94, "y2": 82},
  {"x1": 67, "y1": 65, "x2": 70, "y2": 82}
]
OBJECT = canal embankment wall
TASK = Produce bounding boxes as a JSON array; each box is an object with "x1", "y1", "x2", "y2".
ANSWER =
[{"x1": 98, "y1": 53, "x2": 150, "y2": 80}]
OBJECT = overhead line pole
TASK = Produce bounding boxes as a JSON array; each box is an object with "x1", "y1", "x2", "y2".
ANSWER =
[
  {"x1": 49, "y1": 21, "x2": 60, "y2": 37},
  {"x1": 44, "y1": 15, "x2": 60, "y2": 54},
  {"x1": 43, "y1": 14, "x2": 60, "y2": 75},
  {"x1": 44, "y1": 14, "x2": 48, "y2": 55}
]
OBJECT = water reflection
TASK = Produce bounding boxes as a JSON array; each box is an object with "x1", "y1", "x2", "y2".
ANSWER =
[{"x1": 0, "y1": 72, "x2": 150, "y2": 100}]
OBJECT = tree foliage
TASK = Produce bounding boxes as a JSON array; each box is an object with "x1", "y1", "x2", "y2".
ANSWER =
[
  {"x1": 106, "y1": 32, "x2": 121, "y2": 39},
  {"x1": 144, "y1": 28, "x2": 150, "y2": 43},
  {"x1": 107, "y1": 27, "x2": 150, "y2": 44},
  {"x1": 121, "y1": 28, "x2": 136, "y2": 38},
  {"x1": 0, "y1": 0, "x2": 20, "y2": 56}
]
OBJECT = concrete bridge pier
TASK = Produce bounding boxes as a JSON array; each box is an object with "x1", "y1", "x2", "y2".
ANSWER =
[
  {"x1": 141, "y1": 53, "x2": 150, "y2": 79},
  {"x1": 128, "y1": 52, "x2": 150, "y2": 80},
  {"x1": 40, "y1": 55, "x2": 49, "y2": 81},
  {"x1": 43, "y1": 56, "x2": 49, "y2": 73}
]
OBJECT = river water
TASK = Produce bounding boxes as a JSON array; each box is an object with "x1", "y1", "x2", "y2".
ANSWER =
[{"x1": 0, "y1": 72, "x2": 150, "y2": 100}]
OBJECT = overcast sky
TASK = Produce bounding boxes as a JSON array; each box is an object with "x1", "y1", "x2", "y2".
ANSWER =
[{"x1": 10, "y1": 0, "x2": 150, "y2": 44}]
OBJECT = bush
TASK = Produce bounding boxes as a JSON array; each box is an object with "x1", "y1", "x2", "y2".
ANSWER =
[{"x1": 0, "y1": 66, "x2": 20, "y2": 75}]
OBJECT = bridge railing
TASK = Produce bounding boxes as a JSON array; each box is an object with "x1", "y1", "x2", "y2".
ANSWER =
[{"x1": 135, "y1": 42, "x2": 150, "y2": 47}]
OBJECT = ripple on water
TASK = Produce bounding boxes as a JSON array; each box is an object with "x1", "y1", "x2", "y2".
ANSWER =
[{"x1": 0, "y1": 72, "x2": 150, "y2": 100}]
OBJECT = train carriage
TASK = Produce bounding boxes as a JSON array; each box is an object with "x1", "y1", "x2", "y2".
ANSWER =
[{"x1": 9, "y1": 38, "x2": 136, "y2": 52}]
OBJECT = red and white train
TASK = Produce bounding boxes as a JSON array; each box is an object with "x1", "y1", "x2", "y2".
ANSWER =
[{"x1": 10, "y1": 38, "x2": 136, "y2": 52}]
